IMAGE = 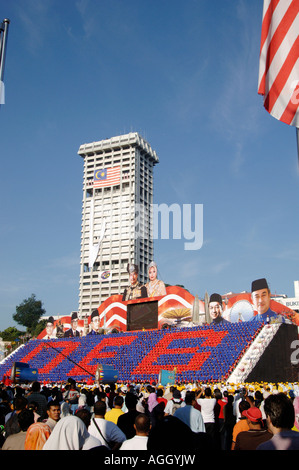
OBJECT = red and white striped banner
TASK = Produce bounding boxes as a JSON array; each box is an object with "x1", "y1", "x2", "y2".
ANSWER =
[{"x1": 258, "y1": 0, "x2": 299, "y2": 127}]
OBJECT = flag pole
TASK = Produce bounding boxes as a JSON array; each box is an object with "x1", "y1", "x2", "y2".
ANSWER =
[{"x1": 0, "y1": 18, "x2": 10, "y2": 106}]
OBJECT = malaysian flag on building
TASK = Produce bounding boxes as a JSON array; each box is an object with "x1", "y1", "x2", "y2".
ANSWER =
[
  {"x1": 93, "y1": 167, "x2": 121, "y2": 188},
  {"x1": 258, "y1": 0, "x2": 299, "y2": 127}
]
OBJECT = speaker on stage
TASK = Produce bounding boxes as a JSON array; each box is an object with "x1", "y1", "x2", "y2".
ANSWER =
[
  {"x1": 10, "y1": 362, "x2": 39, "y2": 383},
  {"x1": 95, "y1": 364, "x2": 118, "y2": 385}
]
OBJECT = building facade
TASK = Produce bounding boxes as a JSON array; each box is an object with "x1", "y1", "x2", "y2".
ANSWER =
[{"x1": 77, "y1": 133, "x2": 159, "y2": 318}]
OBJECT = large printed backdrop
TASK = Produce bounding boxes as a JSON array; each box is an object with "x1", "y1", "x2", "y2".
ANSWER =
[{"x1": 38, "y1": 286, "x2": 299, "y2": 340}]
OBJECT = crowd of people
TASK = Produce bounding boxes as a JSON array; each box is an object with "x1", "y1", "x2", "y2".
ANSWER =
[{"x1": 0, "y1": 378, "x2": 299, "y2": 451}]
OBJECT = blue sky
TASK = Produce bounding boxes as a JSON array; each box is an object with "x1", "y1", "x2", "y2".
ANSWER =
[{"x1": 0, "y1": 0, "x2": 298, "y2": 331}]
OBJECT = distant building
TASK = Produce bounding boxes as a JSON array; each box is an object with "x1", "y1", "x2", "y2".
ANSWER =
[{"x1": 77, "y1": 133, "x2": 159, "y2": 318}]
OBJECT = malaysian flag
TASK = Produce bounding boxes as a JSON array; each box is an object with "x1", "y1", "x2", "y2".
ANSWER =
[
  {"x1": 258, "y1": 0, "x2": 299, "y2": 127},
  {"x1": 93, "y1": 167, "x2": 121, "y2": 188}
]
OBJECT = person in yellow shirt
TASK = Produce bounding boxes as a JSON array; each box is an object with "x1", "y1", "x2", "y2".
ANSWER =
[{"x1": 104, "y1": 396, "x2": 124, "y2": 425}]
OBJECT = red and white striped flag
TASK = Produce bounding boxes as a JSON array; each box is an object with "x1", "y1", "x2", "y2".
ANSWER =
[{"x1": 258, "y1": 0, "x2": 299, "y2": 127}]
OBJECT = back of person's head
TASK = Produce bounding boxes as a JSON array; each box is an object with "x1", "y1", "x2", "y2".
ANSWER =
[
  {"x1": 94, "y1": 400, "x2": 106, "y2": 416},
  {"x1": 18, "y1": 409, "x2": 34, "y2": 431},
  {"x1": 114, "y1": 395, "x2": 124, "y2": 407},
  {"x1": 147, "y1": 415, "x2": 196, "y2": 453},
  {"x1": 239, "y1": 400, "x2": 250, "y2": 414},
  {"x1": 255, "y1": 390, "x2": 263, "y2": 401},
  {"x1": 28, "y1": 401, "x2": 38, "y2": 413},
  {"x1": 247, "y1": 395, "x2": 255, "y2": 406},
  {"x1": 264, "y1": 393, "x2": 295, "y2": 429},
  {"x1": 185, "y1": 391, "x2": 196, "y2": 406},
  {"x1": 227, "y1": 395, "x2": 234, "y2": 405},
  {"x1": 213, "y1": 388, "x2": 222, "y2": 400},
  {"x1": 156, "y1": 388, "x2": 164, "y2": 398},
  {"x1": 135, "y1": 413, "x2": 150, "y2": 434},
  {"x1": 204, "y1": 387, "x2": 212, "y2": 398},
  {"x1": 14, "y1": 386, "x2": 25, "y2": 397},
  {"x1": 125, "y1": 392, "x2": 138, "y2": 409},
  {"x1": 13, "y1": 396, "x2": 28, "y2": 411},
  {"x1": 97, "y1": 391, "x2": 107, "y2": 401},
  {"x1": 76, "y1": 408, "x2": 91, "y2": 428},
  {"x1": 31, "y1": 381, "x2": 41, "y2": 393}
]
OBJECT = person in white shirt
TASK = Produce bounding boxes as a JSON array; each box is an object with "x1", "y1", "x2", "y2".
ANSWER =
[
  {"x1": 120, "y1": 414, "x2": 150, "y2": 450},
  {"x1": 87, "y1": 400, "x2": 126, "y2": 451},
  {"x1": 196, "y1": 387, "x2": 216, "y2": 441},
  {"x1": 76, "y1": 408, "x2": 104, "y2": 451},
  {"x1": 164, "y1": 389, "x2": 184, "y2": 415}
]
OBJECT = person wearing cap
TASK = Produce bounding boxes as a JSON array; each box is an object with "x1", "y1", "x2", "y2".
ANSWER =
[
  {"x1": 64, "y1": 312, "x2": 80, "y2": 338},
  {"x1": 45, "y1": 317, "x2": 56, "y2": 339},
  {"x1": 122, "y1": 264, "x2": 147, "y2": 301},
  {"x1": 209, "y1": 293, "x2": 229, "y2": 325},
  {"x1": 250, "y1": 278, "x2": 279, "y2": 322},
  {"x1": 87, "y1": 309, "x2": 104, "y2": 335},
  {"x1": 145, "y1": 261, "x2": 166, "y2": 297},
  {"x1": 234, "y1": 406, "x2": 272, "y2": 450}
]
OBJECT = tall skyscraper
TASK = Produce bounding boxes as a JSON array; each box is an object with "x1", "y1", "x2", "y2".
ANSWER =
[{"x1": 77, "y1": 132, "x2": 159, "y2": 318}]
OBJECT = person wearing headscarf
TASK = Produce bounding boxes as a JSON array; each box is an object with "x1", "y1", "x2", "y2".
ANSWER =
[
  {"x1": 145, "y1": 261, "x2": 166, "y2": 297},
  {"x1": 147, "y1": 387, "x2": 163, "y2": 429},
  {"x1": 25, "y1": 422, "x2": 52, "y2": 450},
  {"x1": 42, "y1": 415, "x2": 89, "y2": 450},
  {"x1": 122, "y1": 264, "x2": 147, "y2": 301},
  {"x1": 147, "y1": 391, "x2": 159, "y2": 414}
]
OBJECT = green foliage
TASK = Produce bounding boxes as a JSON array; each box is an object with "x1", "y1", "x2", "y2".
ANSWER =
[
  {"x1": 0, "y1": 326, "x2": 25, "y2": 342},
  {"x1": 13, "y1": 294, "x2": 46, "y2": 335},
  {"x1": 32, "y1": 319, "x2": 47, "y2": 337}
]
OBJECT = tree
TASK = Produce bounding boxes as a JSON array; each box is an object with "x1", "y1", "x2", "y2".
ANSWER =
[
  {"x1": 13, "y1": 294, "x2": 46, "y2": 335},
  {"x1": 0, "y1": 326, "x2": 25, "y2": 342},
  {"x1": 32, "y1": 319, "x2": 47, "y2": 338}
]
